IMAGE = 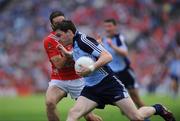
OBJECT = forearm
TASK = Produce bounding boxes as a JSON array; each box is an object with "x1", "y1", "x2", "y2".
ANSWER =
[
  {"x1": 93, "y1": 51, "x2": 112, "y2": 70},
  {"x1": 51, "y1": 55, "x2": 67, "y2": 69},
  {"x1": 111, "y1": 45, "x2": 128, "y2": 57},
  {"x1": 57, "y1": 44, "x2": 73, "y2": 59},
  {"x1": 56, "y1": 57, "x2": 67, "y2": 69},
  {"x1": 64, "y1": 51, "x2": 73, "y2": 59}
]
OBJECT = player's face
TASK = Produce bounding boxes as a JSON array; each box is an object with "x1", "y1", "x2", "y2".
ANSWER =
[
  {"x1": 55, "y1": 30, "x2": 73, "y2": 46},
  {"x1": 52, "y1": 16, "x2": 65, "y2": 25},
  {"x1": 104, "y1": 22, "x2": 116, "y2": 37}
]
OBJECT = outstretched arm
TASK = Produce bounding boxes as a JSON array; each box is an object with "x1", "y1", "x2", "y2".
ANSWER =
[
  {"x1": 50, "y1": 55, "x2": 67, "y2": 69},
  {"x1": 56, "y1": 44, "x2": 73, "y2": 58}
]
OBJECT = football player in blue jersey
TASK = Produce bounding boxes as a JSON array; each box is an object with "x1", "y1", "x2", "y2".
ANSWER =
[{"x1": 54, "y1": 20, "x2": 175, "y2": 121}]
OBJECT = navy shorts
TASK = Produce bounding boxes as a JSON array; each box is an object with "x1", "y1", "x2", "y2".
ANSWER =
[
  {"x1": 115, "y1": 67, "x2": 137, "y2": 89},
  {"x1": 170, "y1": 74, "x2": 179, "y2": 82},
  {"x1": 80, "y1": 75, "x2": 129, "y2": 109}
]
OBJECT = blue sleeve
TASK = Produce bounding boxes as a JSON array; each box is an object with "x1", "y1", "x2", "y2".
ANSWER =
[{"x1": 78, "y1": 34, "x2": 106, "y2": 57}]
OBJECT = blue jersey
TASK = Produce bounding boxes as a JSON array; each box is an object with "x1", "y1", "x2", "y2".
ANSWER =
[
  {"x1": 102, "y1": 34, "x2": 130, "y2": 72},
  {"x1": 169, "y1": 59, "x2": 180, "y2": 77},
  {"x1": 72, "y1": 31, "x2": 113, "y2": 86}
]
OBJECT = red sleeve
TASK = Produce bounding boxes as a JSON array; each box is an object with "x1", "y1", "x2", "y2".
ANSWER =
[{"x1": 44, "y1": 37, "x2": 61, "y2": 59}]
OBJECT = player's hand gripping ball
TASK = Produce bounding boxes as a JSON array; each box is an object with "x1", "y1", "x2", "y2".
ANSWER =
[{"x1": 75, "y1": 56, "x2": 95, "y2": 76}]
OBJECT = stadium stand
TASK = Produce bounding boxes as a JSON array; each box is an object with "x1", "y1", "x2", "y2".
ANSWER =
[{"x1": 0, "y1": 0, "x2": 179, "y2": 96}]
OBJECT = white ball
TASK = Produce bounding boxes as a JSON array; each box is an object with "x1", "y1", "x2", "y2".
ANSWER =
[{"x1": 75, "y1": 56, "x2": 95, "y2": 72}]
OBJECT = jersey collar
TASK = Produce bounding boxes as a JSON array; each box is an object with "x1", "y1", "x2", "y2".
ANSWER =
[{"x1": 73, "y1": 30, "x2": 80, "y2": 47}]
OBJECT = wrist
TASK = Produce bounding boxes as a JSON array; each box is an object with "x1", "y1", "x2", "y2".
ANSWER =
[
  {"x1": 89, "y1": 65, "x2": 95, "y2": 72},
  {"x1": 66, "y1": 51, "x2": 73, "y2": 57},
  {"x1": 69, "y1": 51, "x2": 73, "y2": 56},
  {"x1": 110, "y1": 44, "x2": 114, "y2": 48}
]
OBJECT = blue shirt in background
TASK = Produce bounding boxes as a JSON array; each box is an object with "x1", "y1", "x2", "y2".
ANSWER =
[
  {"x1": 169, "y1": 59, "x2": 180, "y2": 77},
  {"x1": 102, "y1": 34, "x2": 130, "y2": 72}
]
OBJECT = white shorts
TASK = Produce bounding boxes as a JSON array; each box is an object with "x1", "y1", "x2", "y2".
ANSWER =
[{"x1": 48, "y1": 78, "x2": 85, "y2": 99}]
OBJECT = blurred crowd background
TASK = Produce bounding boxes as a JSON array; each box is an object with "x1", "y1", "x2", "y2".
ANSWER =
[{"x1": 0, "y1": 0, "x2": 179, "y2": 96}]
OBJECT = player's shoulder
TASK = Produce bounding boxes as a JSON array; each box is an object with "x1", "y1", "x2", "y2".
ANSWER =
[
  {"x1": 74, "y1": 31, "x2": 85, "y2": 44},
  {"x1": 43, "y1": 32, "x2": 59, "y2": 49},
  {"x1": 44, "y1": 32, "x2": 55, "y2": 42},
  {"x1": 119, "y1": 33, "x2": 125, "y2": 42},
  {"x1": 44, "y1": 32, "x2": 58, "y2": 45},
  {"x1": 117, "y1": 33, "x2": 126, "y2": 42},
  {"x1": 74, "y1": 31, "x2": 97, "y2": 45},
  {"x1": 73, "y1": 32, "x2": 94, "y2": 53},
  {"x1": 78, "y1": 32, "x2": 97, "y2": 43}
]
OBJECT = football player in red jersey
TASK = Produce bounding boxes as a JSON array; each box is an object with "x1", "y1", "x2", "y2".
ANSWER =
[{"x1": 43, "y1": 11, "x2": 102, "y2": 121}]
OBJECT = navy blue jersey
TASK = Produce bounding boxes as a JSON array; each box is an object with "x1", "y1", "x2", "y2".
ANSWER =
[
  {"x1": 72, "y1": 31, "x2": 113, "y2": 86},
  {"x1": 102, "y1": 34, "x2": 130, "y2": 72}
]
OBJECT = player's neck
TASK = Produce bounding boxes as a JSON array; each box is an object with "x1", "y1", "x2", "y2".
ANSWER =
[{"x1": 108, "y1": 33, "x2": 118, "y2": 38}]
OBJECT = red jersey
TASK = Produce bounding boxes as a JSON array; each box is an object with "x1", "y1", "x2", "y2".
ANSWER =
[{"x1": 43, "y1": 32, "x2": 80, "y2": 80}]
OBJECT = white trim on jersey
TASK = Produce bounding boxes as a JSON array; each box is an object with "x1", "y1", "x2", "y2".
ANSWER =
[
  {"x1": 81, "y1": 34, "x2": 102, "y2": 53},
  {"x1": 100, "y1": 68, "x2": 108, "y2": 75}
]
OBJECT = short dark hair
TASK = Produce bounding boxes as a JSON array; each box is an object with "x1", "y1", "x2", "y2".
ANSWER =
[
  {"x1": 54, "y1": 20, "x2": 76, "y2": 34},
  {"x1": 104, "y1": 18, "x2": 117, "y2": 25},
  {"x1": 49, "y1": 11, "x2": 65, "y2": 24}
]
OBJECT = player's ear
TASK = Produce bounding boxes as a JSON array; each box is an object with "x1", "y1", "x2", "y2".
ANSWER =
[{"x1": 67, "y1": 30, "x2": 73, "y2": 36}]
